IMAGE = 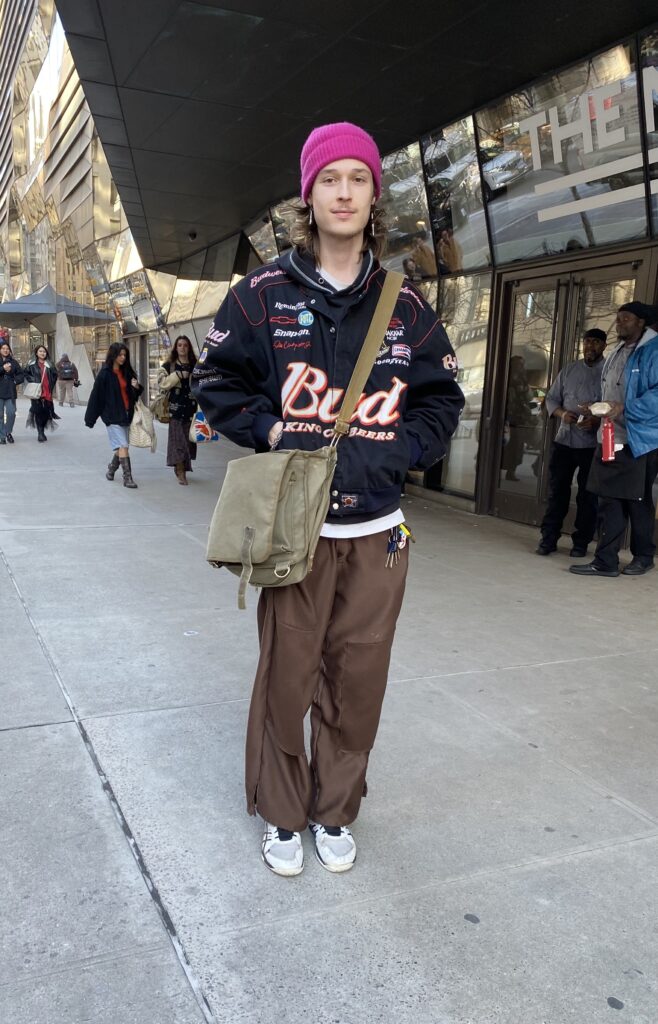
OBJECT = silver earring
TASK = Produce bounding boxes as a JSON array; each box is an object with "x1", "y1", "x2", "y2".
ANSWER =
[
  {"x1": 370, "y1": 207, "x2": 375, "y2": 232},
  {"x1": 309, "y1": 207, "x2": 314, "y2": 227}
]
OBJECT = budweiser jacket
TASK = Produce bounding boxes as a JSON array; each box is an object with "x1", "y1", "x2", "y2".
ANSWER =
[{"x1": 192, "y1": 248, "x2": 464, "y2": 522}]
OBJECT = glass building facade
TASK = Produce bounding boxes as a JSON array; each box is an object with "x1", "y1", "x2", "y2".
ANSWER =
[{"x1": 2, "y1": 10, "x2": 658, "y2": 527}]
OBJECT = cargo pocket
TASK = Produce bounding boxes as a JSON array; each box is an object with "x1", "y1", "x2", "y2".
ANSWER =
[{"x1": 338, "y1": 637, "x2": 394, "y2": 752}]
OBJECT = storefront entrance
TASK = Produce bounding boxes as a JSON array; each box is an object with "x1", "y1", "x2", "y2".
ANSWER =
[{"x1": 484, "y1": 247, "x2": 658, "y2": 527}]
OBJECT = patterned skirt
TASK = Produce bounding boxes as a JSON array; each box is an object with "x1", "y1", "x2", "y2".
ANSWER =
[{"x1": 166, "y1": 417, "x2": 197, "y2": 469}]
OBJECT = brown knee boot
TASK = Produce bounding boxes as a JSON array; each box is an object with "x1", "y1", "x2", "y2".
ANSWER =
[
  {"x1": 106, "y1": 452, "x2": 120, "y2": 480},
  {"x1": 120, "y1": 456, "x2": 138, "y2": 488},
  {"x1": 175, "y1": 462, "x2": 188, "y2": 485}
]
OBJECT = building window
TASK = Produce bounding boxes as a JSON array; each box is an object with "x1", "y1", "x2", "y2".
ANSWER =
[{"x1": 475, "y1": 43, "x2": 647, "y2": 263}]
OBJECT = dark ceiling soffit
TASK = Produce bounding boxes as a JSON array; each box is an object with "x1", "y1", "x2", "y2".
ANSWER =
[{"x1": 55, "y1": 0, "x2": 658, "y2": 271}]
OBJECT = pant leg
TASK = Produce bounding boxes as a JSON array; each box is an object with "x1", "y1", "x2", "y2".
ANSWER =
[
  {"x1": 540, "y1": 443, "x2": 576, "y2": 546},
  {"x1": 628, "y1": 449, "x2": 658, "y2": 563},
  {"x1": 310, "y1": 531, "x2": 408, "y2": 827},
  {"x1": 593, "y1": 496, "x2": 627, "y2": 570},
  {"x1": 0, "y1": 398, "x2": 6, "y2": 438},
  {"x1": 245, "y1": 541, "x2": 339, "y2": 832},
  {"x1": 5, "y1": 398, "x2": 16, "y2": 434},
  {"x1": 57, "y1": 381, "x2": 66, "y2": 403},
  {"x1": 571, "y1": 447, "x2": 597, "y2": 548},
  {"x1": 64, "y1": 380, "x2": 74, "y2": 403}
]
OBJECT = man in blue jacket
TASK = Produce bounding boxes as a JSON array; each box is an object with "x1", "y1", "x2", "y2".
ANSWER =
[
  {"x1": 194, "y1": 122, "x2": 464, "y2": 876},
  {"x1": 570, "y1": 301, "x2": 658, "y2": 578}
]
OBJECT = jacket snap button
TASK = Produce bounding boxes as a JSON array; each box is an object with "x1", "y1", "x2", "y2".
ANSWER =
[
  {"x1": 332, "y1": 502, "x2": 339, "y2": 510},
  {"x1": 330, "y1": 326, "x2": 335, "y2": 333},
  {"x1": 332, "y1": 490, "x2": 338, "y2": 496}
]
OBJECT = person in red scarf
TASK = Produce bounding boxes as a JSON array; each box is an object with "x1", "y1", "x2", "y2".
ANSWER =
[
  {"x1": 85, "y1": 342, "x2": 144, "y2": 488},
  {"x1": 23, "y1": 344, "x2": 59, "y2": 442}
]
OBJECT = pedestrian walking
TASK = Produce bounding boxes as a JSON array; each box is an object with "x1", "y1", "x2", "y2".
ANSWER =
[
  {"x1": 55, "y1": 353, "x2": 79, "y2": 406},
  {"x1": 157, "y1": 334, "x2": 197, "y2": 485},
  {"x1": 193, "y1": 121, "x2": 464, "y2": 877},
  {"x1": 24, "y1": 344, "x2": 58, "y2": 442},
  {"x1": 570, "y1": 302, "x2": 658, "y2": 577},
  {"x1": 0, "y1": 340, "x2": 23, "y2": 444},
  {"x1": 536, "y1": 329, "x2": 606, "y2": 557},
  {"x1": 84, "y1": 342, "x2": 143, "y2": 488}
]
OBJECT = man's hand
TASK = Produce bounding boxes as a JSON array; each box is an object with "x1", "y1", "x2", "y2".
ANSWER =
[
  {"x1": 268, "y1": 420, "x2": 284, "y2": 448},
  {"x1": 560, "y1": 409, "x2": 578, "y2": 424},
  {"x1": 576, "y1": 415, "x2": 598, "y2": 430},
  {"x1": 606, "y1": 401, "x2": 624, "y2": 421}
]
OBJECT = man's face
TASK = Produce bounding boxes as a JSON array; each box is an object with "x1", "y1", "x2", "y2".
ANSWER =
[
  {"x1": 582, "y1": 335, "x2": 606, "y2": 364},
  {"x1": 615, "y1": 310, "x2": 644, "y2": 341},
  {"x1": 309, "y1": 159, "x2": 374, "y2": 242}
]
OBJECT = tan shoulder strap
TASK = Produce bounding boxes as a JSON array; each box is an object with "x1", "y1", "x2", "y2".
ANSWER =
[{"x1": 332, "y1": 270, "x2": 404, "y2": 438}]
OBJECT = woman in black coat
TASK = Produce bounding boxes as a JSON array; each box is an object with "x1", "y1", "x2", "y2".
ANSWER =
[
  {"x1": 157, "y1": 334, "x2": 198, "y2": 485},
  {"x1": 85, "y1": 342, "x2": 144, "y2": 488},
  {"x1": 23, "y1": 344, "x2": 58, "y2": 442},
  {"x1": 0, "y1": 340, "x2": 24, "y2": 444}
]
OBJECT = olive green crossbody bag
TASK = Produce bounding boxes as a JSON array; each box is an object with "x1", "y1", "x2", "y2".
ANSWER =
[{"x1": 206, "y1": 270, "x2": 403, "y2": 609}]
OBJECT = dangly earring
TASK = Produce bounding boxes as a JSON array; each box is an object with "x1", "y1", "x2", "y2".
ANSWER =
[
  {"x1": 370, "y1": 206, "x2": 375, "y2": 233},
  {"x1": 309, "y1": 207, "x2": 314, "y2": 227}
]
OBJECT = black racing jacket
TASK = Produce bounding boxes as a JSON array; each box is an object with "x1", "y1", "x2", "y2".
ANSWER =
[{"x1": 192, "y1": 248, "x2": 464, "y2": 523}]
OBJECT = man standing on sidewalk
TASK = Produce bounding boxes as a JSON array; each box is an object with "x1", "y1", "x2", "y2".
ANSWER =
[
  {"x1": 570, "y1": 302, "x2": 658, "y2": 578},
  {"x1": 193, "y1": 122, "x2": 463, "y2": 876},
  {"x1": 536, "y1": 329, "x2": 606, "y2": 557}
]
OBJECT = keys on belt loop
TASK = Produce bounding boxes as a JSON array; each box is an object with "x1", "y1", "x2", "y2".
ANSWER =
[
  {"x1": 385, "y1": 524, "x2": 415, "y2": 567},
  {"x1": 385, "y1": 526, "x2": 400, "y2": 568}
]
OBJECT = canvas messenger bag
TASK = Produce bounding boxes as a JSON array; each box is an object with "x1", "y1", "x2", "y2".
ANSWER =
[{"x1": 206, "y1": 270, "x2": 403, "y2": 609}]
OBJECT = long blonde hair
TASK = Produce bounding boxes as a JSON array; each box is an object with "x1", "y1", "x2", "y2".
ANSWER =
[{"x1": 283, "y1": 199, "x2": 387, "y2": 261}]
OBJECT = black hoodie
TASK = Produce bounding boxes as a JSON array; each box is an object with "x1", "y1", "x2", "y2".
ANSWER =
[
  {"x1": 192, "y1": 248, "x2": 464, "y2": 523},
  {"x1": 0, "y1": 354, "x2": 24, "y2": 400}
]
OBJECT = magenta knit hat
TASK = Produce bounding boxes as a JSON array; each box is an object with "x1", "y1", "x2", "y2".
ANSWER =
[{"x1": 300, "y1": 122, "x2": 382, "y2": 204}]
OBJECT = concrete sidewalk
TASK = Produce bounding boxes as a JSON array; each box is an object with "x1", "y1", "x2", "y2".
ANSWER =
[{"x1": 1, "y1": 400, "x2": 657, "y2": 1024}]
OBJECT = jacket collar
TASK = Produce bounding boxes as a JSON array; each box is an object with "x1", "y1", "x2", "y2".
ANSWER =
[{"x1": 280, "y1": 246, "x2": 377, "y2": 296}]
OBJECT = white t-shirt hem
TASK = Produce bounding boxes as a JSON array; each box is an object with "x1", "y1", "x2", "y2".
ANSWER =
[{"x1": 320, "y1": 508, "x2": 405, "y2": 539}]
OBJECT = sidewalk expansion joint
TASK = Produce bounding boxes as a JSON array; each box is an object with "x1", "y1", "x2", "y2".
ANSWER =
[{"x1": 0, "y1": 548, "x2": 217, "y2": 1024}]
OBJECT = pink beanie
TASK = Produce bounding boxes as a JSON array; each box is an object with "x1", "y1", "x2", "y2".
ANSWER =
[{"x1": 300, "y1": 122, "x2": 382, "y2": 204}]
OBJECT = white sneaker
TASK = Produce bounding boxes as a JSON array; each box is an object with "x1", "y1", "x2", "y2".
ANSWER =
[
  {"x1": 261, "y1": 822, "x2": 304, "y2": 877},
  {"x1": 309, "y1": 822, "x2": 356, "y2": 873}
]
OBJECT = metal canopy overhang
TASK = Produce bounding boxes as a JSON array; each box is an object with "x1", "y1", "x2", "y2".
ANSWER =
[
  {"x1": 0, "y1": 284, "x2": 116, "y2": 332},
  {"x1": 55, "y1": 0, "x2": 658, "y2": 271}
]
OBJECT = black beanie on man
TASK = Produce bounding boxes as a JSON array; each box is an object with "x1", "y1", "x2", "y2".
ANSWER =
[{"x1": 618, "y1": 301, "x2": 654, "y2": 323}]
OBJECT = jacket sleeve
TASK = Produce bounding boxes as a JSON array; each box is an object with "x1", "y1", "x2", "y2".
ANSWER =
[
  {"x1": 626, "y1": 347, "x2": 658, "y2": 432},
  {"x1": 544, "y1": 368, "x2": 565, "y2": 418},
  {"x1": 85, "y1": 373, "x2": 104, "y2": 427},
  {"x1": 158, "y1": 369, "x2": 181, "y2": 391},
  {"x1": 13, "y1": 359, "x2": 24, "y2": 385},
  {"x1": 191, "y1": 289, "x2": 279, "y2": 450},
  {"x1": 402, "y1": 302, "x2": 465, "y2": 469}
]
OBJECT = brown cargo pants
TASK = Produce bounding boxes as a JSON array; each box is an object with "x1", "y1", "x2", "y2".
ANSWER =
[{"x1": 245, "y1": 530, "x2": 408, "y2": 832}]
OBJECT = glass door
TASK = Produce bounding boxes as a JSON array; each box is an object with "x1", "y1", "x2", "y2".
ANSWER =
[{"x1": 487, "y1": 249, "x2": 655, "y2": 526}]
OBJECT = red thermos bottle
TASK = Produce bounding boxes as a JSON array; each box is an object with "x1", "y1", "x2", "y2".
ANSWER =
[{"x1": 602, "y1": 417, "x2": 615, "y2": 462}]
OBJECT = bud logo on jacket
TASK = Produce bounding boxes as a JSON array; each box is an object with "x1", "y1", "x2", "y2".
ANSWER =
[
  {"x1": 206, "y1": 326, "x2": 230, "y2": 346},
  {"x1": 282, "y1": 361, "x2": 407, "y2": 427}
]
